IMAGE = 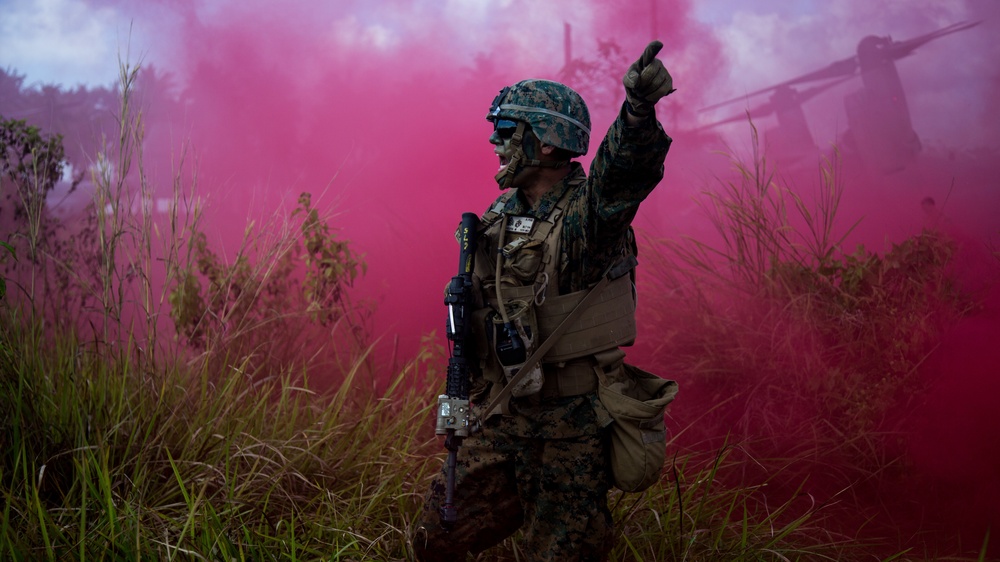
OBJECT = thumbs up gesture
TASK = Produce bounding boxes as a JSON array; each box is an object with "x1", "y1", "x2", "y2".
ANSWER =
[{"x1": 622, "y1": 40, "x2": 675, "y2": 117}]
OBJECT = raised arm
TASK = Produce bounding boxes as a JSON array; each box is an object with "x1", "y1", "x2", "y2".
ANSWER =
[{"x1": 585, "y1": 40, "x2": 675, "y2": 258}]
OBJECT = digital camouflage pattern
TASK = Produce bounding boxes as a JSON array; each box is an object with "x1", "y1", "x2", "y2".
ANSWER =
[
  {"x1": 484, "y1": 105, "x2": 671, "y2": 294},
  {"x1": 413, "y1": 103, "x2": 671, "y2": 561},
  {"x1": 487, "y1": 79, "x2": 592, "y2": 155},
  {"x1": 411, "y1": 400, "x2": 613, "y2": 561}
]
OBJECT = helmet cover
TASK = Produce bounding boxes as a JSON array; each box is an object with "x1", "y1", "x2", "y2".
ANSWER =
[{"x1": 487, "y1": 79, "x2": 591, "y2": 156}]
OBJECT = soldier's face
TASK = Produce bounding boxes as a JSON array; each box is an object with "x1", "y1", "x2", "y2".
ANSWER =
[{"x1": 491, "y1": 119, "x2": 520, "y2": 176}]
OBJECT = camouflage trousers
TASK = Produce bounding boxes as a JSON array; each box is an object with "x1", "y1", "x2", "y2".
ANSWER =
[{"x1": 411, "y1": 410, "x2": 614, "y2": 561}]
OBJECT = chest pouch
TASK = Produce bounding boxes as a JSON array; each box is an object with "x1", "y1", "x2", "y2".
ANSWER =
[
  {"x1": 501, "y1": 237, "x2": 545, "y2": 283},
  {"x1": 487, "y1": 298, "x2": 543, "y2": 397}
]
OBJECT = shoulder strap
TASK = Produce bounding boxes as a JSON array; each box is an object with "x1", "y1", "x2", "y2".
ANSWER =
[
  {"x1": 476, "y1": 254, "x2": 637, "y2": 421},
  {"x1": 523, "y1": 182, "x2": 575, "y2": 300}
]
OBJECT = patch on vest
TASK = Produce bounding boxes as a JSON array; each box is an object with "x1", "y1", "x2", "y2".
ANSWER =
[{"x1": 506, "y1": 216, "x2": 535, "y2": 234}]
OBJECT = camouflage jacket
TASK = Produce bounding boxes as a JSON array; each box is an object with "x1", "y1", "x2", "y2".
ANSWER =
[
  {"x1": 473, "y1": 106, "x2": 671, "y2": 438},
  {"x1": 480, "y1": 107, "x2": 671, "y2": 295}
]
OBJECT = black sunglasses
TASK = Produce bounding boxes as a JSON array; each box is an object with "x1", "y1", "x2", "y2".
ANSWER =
[{"x1": 493, "y1": 119, "x2": 519, "y2": 139}]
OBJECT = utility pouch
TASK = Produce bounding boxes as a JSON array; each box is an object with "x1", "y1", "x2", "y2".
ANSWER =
[
  {"x1": 489, "y1": 299, "x2": 543, "y2": 397},
  {"x1": 501, "y1": 237, "x2": 545, "y2": 283},
  {"x1": 598, "y1": 363, "x2": 678, "y2": 493}
]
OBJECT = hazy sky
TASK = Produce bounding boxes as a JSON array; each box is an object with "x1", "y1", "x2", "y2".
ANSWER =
[{"x1": 3, "y1": 0, "x2": 997, "y2": 151}]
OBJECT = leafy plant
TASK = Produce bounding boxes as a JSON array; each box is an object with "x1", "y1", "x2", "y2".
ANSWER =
[
  {"x1": 0, "y1": 117, "x2": 68, "y2": 224},
  {"x1": 295, "y1": 191, "x2": 366, "y2": 326},
  {"x1": 167, "y1": 191, "x2": 368, "y2": 375},
  {"x1": 0, "y1": 116, "x2": 96, "y2": 326}
]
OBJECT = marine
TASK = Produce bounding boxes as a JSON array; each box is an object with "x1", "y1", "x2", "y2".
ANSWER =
[{"x1": 413, "y1": 40, "x2": 676, "y2": 561}]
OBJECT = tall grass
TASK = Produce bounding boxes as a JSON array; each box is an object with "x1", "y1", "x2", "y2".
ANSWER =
[
  {"x1": 635, "y1": 122, "x2": 990, "y2": 559},
  {"x1": 0, "y1": 306, "x2": 440, "y2": 560},
  {"x1": 3, "y1": 312, "x2": 983, "y2": 561},
  {"x1": 610, "y1": 446, "x2": 875, "y2": 562}
]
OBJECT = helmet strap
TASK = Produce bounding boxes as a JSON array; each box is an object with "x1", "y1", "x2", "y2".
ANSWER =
[
  {"x1": 494, "y1": 122, "x2": 570, "y2": 190},
  {"x1": 495, "y1": 122, "x2": 527, "y2": 190}
]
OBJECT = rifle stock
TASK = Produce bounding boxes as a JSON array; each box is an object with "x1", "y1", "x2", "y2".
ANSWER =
[{"x1": 435, "y1": 212, "x2": 479, "y2": 527}]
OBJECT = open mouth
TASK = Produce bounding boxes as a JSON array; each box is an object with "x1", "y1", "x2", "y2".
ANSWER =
[{"x1": 498, "y1": 155, "x2": 510, "y2": 172}]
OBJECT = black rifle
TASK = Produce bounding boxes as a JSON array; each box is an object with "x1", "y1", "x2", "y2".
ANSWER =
[{"x1": 436, "y1": 212, "x2": 478, "y2": 527}]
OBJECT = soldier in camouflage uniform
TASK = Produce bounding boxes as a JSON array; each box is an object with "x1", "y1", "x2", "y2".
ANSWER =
[{"x1": 412, "y1": 41, "x2": 674, "y2": 561}]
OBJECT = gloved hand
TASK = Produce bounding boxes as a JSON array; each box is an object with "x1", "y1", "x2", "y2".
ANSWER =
[{"x1": 622, "y1": 40, "x2": 675, "y2": 117}]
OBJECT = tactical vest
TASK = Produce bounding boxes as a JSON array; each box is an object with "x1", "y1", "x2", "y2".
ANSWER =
[{"x1": 471, "y1": 181, "x2": 637, "y2": 405}]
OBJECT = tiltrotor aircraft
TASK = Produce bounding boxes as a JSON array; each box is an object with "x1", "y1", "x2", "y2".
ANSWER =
[{"x1": 700, "y1": 21, "x2": 981, "y2": 173}]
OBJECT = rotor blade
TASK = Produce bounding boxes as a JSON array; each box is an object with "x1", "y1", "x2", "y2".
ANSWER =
[
  {"x1": 696, "y1": 110, "x2": 764, "y2": 131},
  {"x1": 782, "y1": 56, "x2": 859, "y2": 87},
  {"x1": 787, "y1": 75, "x2": 854, "y2": 105},
  {"x1": 885, "y1": 20, "x2": 982, "y2": 60},
  {"x1": 700, "y1": 55, "x2": 857, "y2": 112},
  {"x1": 697, "y1": 99, "x2": 782, "y2": 130},
  {"x1": 699, "y1": 74, "x2": 854, "y2": 131}
]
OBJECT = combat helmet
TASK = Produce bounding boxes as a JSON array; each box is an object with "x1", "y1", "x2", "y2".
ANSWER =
[{"x1": 487, "y1": 79, "x2": 591, "y2": 156}]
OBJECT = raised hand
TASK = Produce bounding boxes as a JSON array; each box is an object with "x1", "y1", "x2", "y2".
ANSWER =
[{"x1": 622, "y1": 40, "x2": 675, "y2": 117}]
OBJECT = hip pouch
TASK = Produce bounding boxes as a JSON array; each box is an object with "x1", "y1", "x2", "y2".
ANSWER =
[
  {"x1": 488, "y1": 299, "x2": 543, "y2": 397},
  {"x1": 598, "y1": 363, "x2": 678, "y2": 493}
]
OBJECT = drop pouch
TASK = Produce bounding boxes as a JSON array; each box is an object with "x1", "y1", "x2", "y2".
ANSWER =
[
  {"x1": 489, "y1": 299, "x2": 543, "y2": 397},
  {"x1": 598, "y1": 363, "x2": 678, "y2": 493}
]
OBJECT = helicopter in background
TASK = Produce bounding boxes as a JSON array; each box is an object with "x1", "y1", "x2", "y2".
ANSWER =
[{"x1": 699, "y1": 20, "x2": 982, "y2": 174}]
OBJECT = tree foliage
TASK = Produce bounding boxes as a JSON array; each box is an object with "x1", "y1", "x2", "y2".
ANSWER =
[
  {"x1": 0, "y1": 117, "x2": 97, "y2": 322},
  {"x1": 0, "y1": 117, "x2": 69, "y2": 230}
]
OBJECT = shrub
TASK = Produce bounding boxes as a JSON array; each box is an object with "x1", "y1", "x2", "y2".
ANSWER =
[
  {"x1": 642, "y1": 127, "x2": 973, "y2": 475},
  {"x1": 167, "y1": 190, "x2": 369, "y2": 377}
]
